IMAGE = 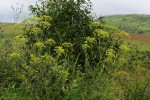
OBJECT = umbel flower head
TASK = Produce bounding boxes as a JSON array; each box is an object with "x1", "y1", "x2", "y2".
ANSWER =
[
  {"x1": 106, "y1": 49, "x2": 116, "y2": 58},
  {"x1": 41, "y1": 15, "x2": 52, "y2": 22},
  {"x1": 34, "y1": 42, "x2": 45, "y2": 50},
  {"x1": 30, "y1": 27, "x2": 42, "y2": 35},
  {"x1": 82, "y1": 43, "x2": 90, "y2": 50},
  {"x1": 30, "y1": 53, "x2": 40, "y2": 63},
  {"x1": 15, "y1": 35, "x2": 28, "y2": 43},
  {"x1": 62, "y1": 42, "x2": 72, "y2": 48},
  {"x1": 43, "y1": 53, "x2": 55, "y2": 65},
  {"x1": 85, "y1": 36, "x2": 96, "y2": 44},
  {"x1": 119, "y1": 44, "x2": 130, "y2": 51},
  {"x1": 91, "y1": 21, "x2": 101, "y2": 28},
  {"x1": 54, "y1": 46, "x2": 65, "y2": 56},
  {"x1": 39, "y1": 21, "x2": 52, "y2": 28},
  {"x1": 45, "y1": 39, "x2": 56, "y2": 46},
  {"x1": 94, "y1": 29, "x2": 109, "y2": 38}
]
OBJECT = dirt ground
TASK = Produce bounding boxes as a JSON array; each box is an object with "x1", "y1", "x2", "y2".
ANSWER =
[{"x1": 129, "y1": 34, "x2": 150, "y2": 43}]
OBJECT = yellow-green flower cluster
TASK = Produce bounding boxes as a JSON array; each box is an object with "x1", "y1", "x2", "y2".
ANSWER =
[
  {"x1": 40, "y1": 21, "x2": 52, "y2": 28},
  {"x1": 54, "y1": 46, "x2": 65, "y2": 55},
  {"x1": 121, "y1": 31, "x2": 130, "y2": 39},
  {"x1": 42, "y1": 15, "x2": 52, "y2": 21},
  {"x1": 82, "y1": 44, "x2": 90, "y2": 50},
  {"x1": 43, "y1": 53, "x2": 55, "y2": 65},
  {"x1": 34, "y1": 42, "x2": 45, "y2": 50},
  {"x1": 94, "y1": 29, "x2": 109, "y2": 38},
  {"x1": 85, "y1": 36, "x2": 96, "y2": 44},
  {"x1": 62, "y1": 42, "x2": 72, "y2": 48},
  {"x1": 30, "y1": 53, "x2": 40, "y2": 63},
  {"x1": 23, "y1": 16, "x2": 52, "y2": 25},
  {"x1": 40, "y1": 16, "x2": 52, "y2": 28},
  {"x1": 22, "y1": 16, "x2": 42, "y2": 23},
  {"x1": 91, "y1": 21, "x2": 100, "y2": 28},
  {"x1": 60, "y1": 70, "x2": 69, "y2": 79},
  {"x1": 31, "y1": 27, "x2": 42, "y2": 35},
  {"x1": 72, "y1": 79, "x2": 78, "y2": 88},
  {"x1": 45, "y1": 39, "x2": 56, "y2": 46},
  {"x1": 19, "y1": 37, "x2": 28, "y2": 43},
  {"x1": 15, "y1": 35, "x2": 28, "y2": 43},
  {"x1": 10, "y1": 53, "x2": 20, "y2": 59},
  {"x1": 15, "y1": 35, "x2": 23, "y2": 39},
  {"x1": 106, "y1": 49, "x2": 116, "y2": 58},
  {"x1": 62, "y1": 86, "x2": 68, "y2": 93},
  {"x1": 28, "y1": 17, "x2": 42, "y2": 21},
  {"x1": 119, "y1": 44, "x2": 130, "y2": 51}
]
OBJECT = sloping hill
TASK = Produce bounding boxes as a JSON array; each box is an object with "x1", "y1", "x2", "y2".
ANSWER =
[
  {"x1": 103, "y1": 14, "x2": 150, "y2": 34},
  {"x1": 0, "y1": 23, "x2": 24, "y2": 39}
]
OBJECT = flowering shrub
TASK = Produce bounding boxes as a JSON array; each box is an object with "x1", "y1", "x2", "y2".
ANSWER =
[
  {"x1": 8, "y1": 14, "x2": 131, "y2": 99},
  {"x1": 8, "y1": 0, "x2": 134, "y2": 99},
  {"x1": 1, "y1": 2, "x2": 149, "y2": 99}
]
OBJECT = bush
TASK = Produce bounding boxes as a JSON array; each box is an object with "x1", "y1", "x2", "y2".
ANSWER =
[{"x1": 8, "y1": 0, "x2": 133, "y2": 99}]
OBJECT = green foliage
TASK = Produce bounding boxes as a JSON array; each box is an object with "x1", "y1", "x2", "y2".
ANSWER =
[
  {"x1": 113, "y1": 67, "x2": 150, "y2": 100},
  {"x1": 0, "y1": 23, "x2": 24, "y2": 39},
  {"x1": 0, "y1": 36, "x2": 20, "y2": 87},
  {"x1": 24, "y1": 0, "x2": 129, "y2": 71},
  {"x1": 104, "y1": 14, "x2": 150, "y2": 34},
  {"x1": 0, "y1": 1, "x2": 150, "y2": 100},
  {"x1": 8, "y1": 15, "x2": 125, "y2": 99},
  {"x1": 6, "y1": 0, "x2": 129, "y2": 99},
  {"x1": 29, "y1": 0, "x2": 93, "y2": 43},
  {"x1": 28, "y1": 0, "x2": 94, "y2": 70}
]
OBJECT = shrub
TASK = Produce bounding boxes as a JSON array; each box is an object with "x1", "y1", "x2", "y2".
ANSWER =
[{"x1": 9, "y1": 0, "x2": 131, "y2": 99}]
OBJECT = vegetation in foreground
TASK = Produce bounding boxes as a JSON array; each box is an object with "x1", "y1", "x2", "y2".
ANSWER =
[{"x1": 0, "y1": 0, "x2": 150, "y2": 99}]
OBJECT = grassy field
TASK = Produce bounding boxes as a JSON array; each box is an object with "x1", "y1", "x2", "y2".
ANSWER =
[
  {"x1": 104, "y1": 14, "x2": 150, "y2": 34},
  {"x1": 127, "y1": 34, "x2": 150, "y2": 51},
  {"x1": 0, "y1": 23, "x2": 24, "y2": 39},
  {"x1": 102, "y1": 14, "x2": 150, "y2": 51}
]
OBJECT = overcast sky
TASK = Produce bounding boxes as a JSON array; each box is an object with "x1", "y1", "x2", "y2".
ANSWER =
[{"x1": 0, "y1": 0, "x2": 150, "y2": 22}]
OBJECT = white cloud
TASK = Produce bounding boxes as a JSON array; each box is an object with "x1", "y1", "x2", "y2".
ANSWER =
[{"x1": 91, "y1": 0, "x2": 150, "y2": 16}]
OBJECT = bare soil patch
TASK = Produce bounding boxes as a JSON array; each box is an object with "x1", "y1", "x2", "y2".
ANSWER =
[{"x1": 130, "y1": 34, "x2": 150, "y2": 43}]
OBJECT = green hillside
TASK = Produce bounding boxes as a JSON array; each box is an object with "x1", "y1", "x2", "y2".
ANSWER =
[
  {"x1": 0, "y1": 23, "x2": 24, "y2": 39},
  {"x1": 103, "y1": 14, "x2": 150, "y2": 34}
]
